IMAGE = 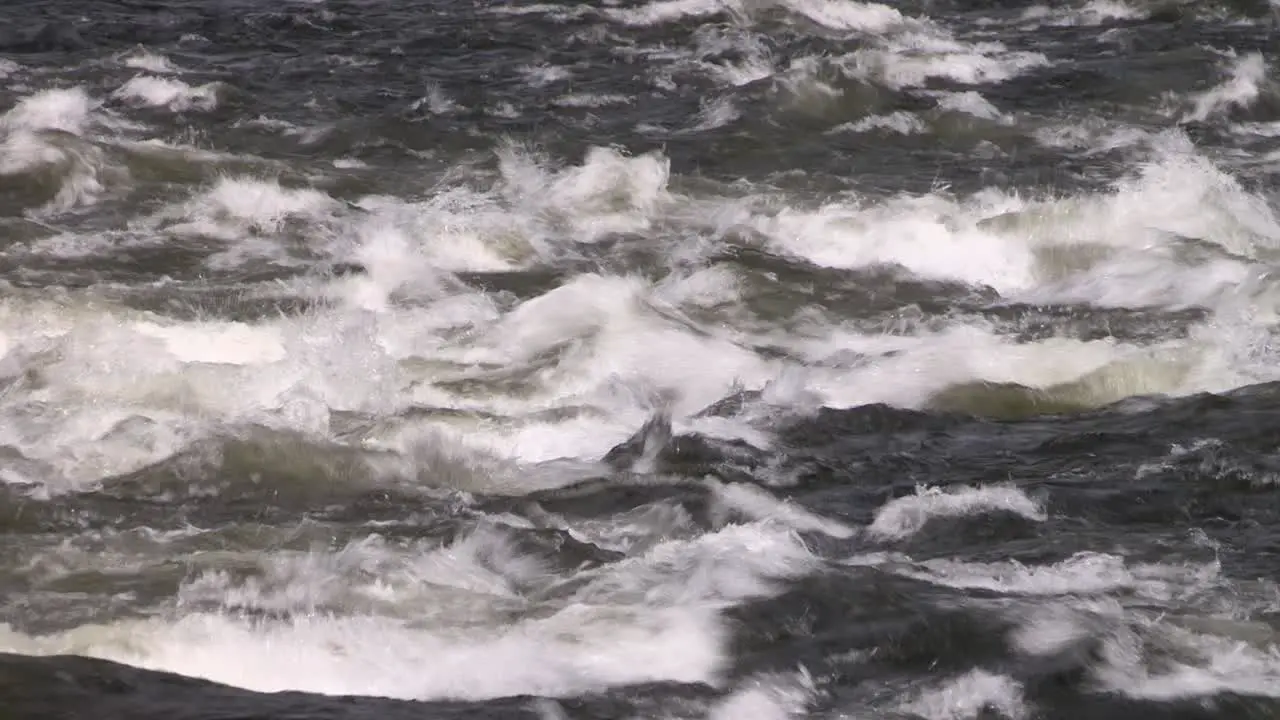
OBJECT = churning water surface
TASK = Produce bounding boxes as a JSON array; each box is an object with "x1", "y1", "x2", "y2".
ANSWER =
[{"x1": 3, "y1": 1, "x2": 1280, "y2": 718}]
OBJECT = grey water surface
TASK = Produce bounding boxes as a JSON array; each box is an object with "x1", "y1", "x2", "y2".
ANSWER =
[{"x1": 3, "y1": 1, "x2": 1280, "y2": 718}]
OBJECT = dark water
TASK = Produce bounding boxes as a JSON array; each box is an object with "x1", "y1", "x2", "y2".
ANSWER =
[{"x1": 3, "y1": 0, "x2": 1280, "y2": 718}]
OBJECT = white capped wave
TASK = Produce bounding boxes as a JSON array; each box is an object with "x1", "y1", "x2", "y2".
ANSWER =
[
  {"x1": 1183, "y1": 52, "x2": 1268, "y2": 124},
  {"x1": 5, "y1": 2, "x2": 1280, "y2": 715},
  {"x1": 1019, "y1": 0, "x2": 1146, "y2": 27},
  {"x1": 113, "y1": 75, "x2": 221, "y2": 112},
  {"x1": 865, "y1": 485, "x2": 1047, "y2": 541},
  {"x1": 121, "y1": 50, "x2": 184, "y2": 74},
  {"x1": 3, "y1": 135, "x2": 1280, "y2": 493},
  {"x1": 899, "y1": 670, "x2": 1028, "y2": 720},
  {"x1": 0, "y1": 606, "x2": 725, "y2": 701},
  {"x1": 1012, "y1": 606, "x2": 1280, "y2": 703},
  {"x1": 708, "y1": 671, "x2": 818, "y2": 720},
  {"x1": 0, "y1": 519, "x2": 824, "y2": 700},
  {"x1": 1, "y1": 87, "x2": 99, "y2": 135}
]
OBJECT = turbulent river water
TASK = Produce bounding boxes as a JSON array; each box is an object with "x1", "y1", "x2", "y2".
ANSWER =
[{"x1": 3, "y1": 1, "x2": 1280, "y2": 718}]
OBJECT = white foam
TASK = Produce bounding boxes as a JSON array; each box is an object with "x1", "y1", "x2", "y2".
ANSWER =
[
  {"x1": 708, "y1": 671, "x2": 818, "y2": 720},
  {"x1": 343, "y1": 194, "x2": 524, "y2": 277},
  {"x1": 565, "y1": 521, "x2": 820, "y2": 607},
  {"x1": 1232, "y1": 120, "x2": 1280, "y2": 138},
  {"x1": 409, "y1": 83, "x2": 458, "y2": 115},
  {"x1": 0, "y1": 88, "x2": 123, "y2": 215},
  {"x1": 936, "y1": 91, "x2": 1006, "y2": 121},
  {"x1": 707, "y1": 479, "x2": 856, "y2": 538},
  {"x1": 890, "y1": 552, "x2": 1220, "y2": 600},
  {"x1": 747, "y1": 132, "x2": 1280, "y2": 309},
  {"x1": 133, "y1": 321, "x2": 288, "y2": 366},
  {"x1": 1024, "y1": 133, "x2": 1280, "y2": 267},
  {"x1": 0, "y1": 130, "x2": 111, "y2": 215},
  {"x1": 487, "y1": 3, "x2": 594, "y2": 19},
  {"x1": 122, "y1": 51, "x2": 182, "y2": 74},
  {"x1": 778, "y1": 0, "x2": 905, "y2": 32},
  {"x1": 239, "y1": 115, "x2": 300, "y2": 132},
  {"x1": 842, "y1": 43, "x2": 1049, "y2": 91},
  {"x1": 0, "y1": 606, "x2": 725, "y2": 701},
  {"x1": 1012, "y1": 608, "x2": 1280, "y2": 702},
  {"x1": 4, "y1": 139, "x2": 1280, "y2": 496},
  {"x1": 1020, "y1": 0, "x2": 1145, "y2": 27},
  {"x1": 528, "y1": 499, "x2": 698, "y2": 555},
  {"x1": 0, "y1": 299, "x2": 392, "y2": 487},
  {"x1": 7, "y1": 42, "x2": 1280, "y2": 712},
  {"x1": 604, "y1": 0, "x2": 739, "y2": 26},
  {"x1": 689, "y1": 26, "x2": 776, "y2": 87},
  {"x1": 0, "y1": 274, "x2": 1221, "y2": 494},
  {"x1": 177, "y1": 526, "x2": 550, "y2": 619},
  {"x1": 0, "y1": 520, "x2": 827, "y2": 699},
  {"x1": 751, "y1": 195, "x2": 1036, "y2": 292},
  {"x1": 1008, "y1": 605, "x2": 1109, "y2": 658},
  {"x1": 1183, "y1": 52, "x2": 1267, "y2": 124},
  {"x1": 606, "y1": 0, "x2": 904, "y2": 31},
  {"x1": 519, "y1": 64, "x2": 572, "y2": 87},
  {"x1": 899, "y1": 670, "x2": 1028, "y2": 720},
  {"x1": 1034, "y1": 121, "x2": 1152, "y2": 154},
  {"x1": 827, "y1": 111, "x2": 926, "y2": 135},
  {"x1": 488, "y1": 101, "x2": 522, "y2": 119},
  {"x1": 866, "y1": 485, "x2": 1046, "y2": 541},
  {"x1": 158, "y1": 176, "x2": 342, "y2": 241},
  {"x1": 498, "y1": 144, "x2": 672, "y2": 241},
  {"x1": 1074, "y1": 0, "x2": 1144, "y2": 23},
  {"x1": 552, "y1": 93, "x2": 633, "y2": 108},
  {"x1": 113, "y1": 76, "x2": 220, "y2": 112},
  {"x1": 1094, "y1": 627, "x2": 1280, "y2": 701},
  {"x1": 1, "y1": 87, "x2": 98, "y2": 134},
  {"x1": 685, "y1": 97, "x2": 742, "y2": 132},
  {"x1": 3, "y1": 271, "x2": 760, "y2": 488}
]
